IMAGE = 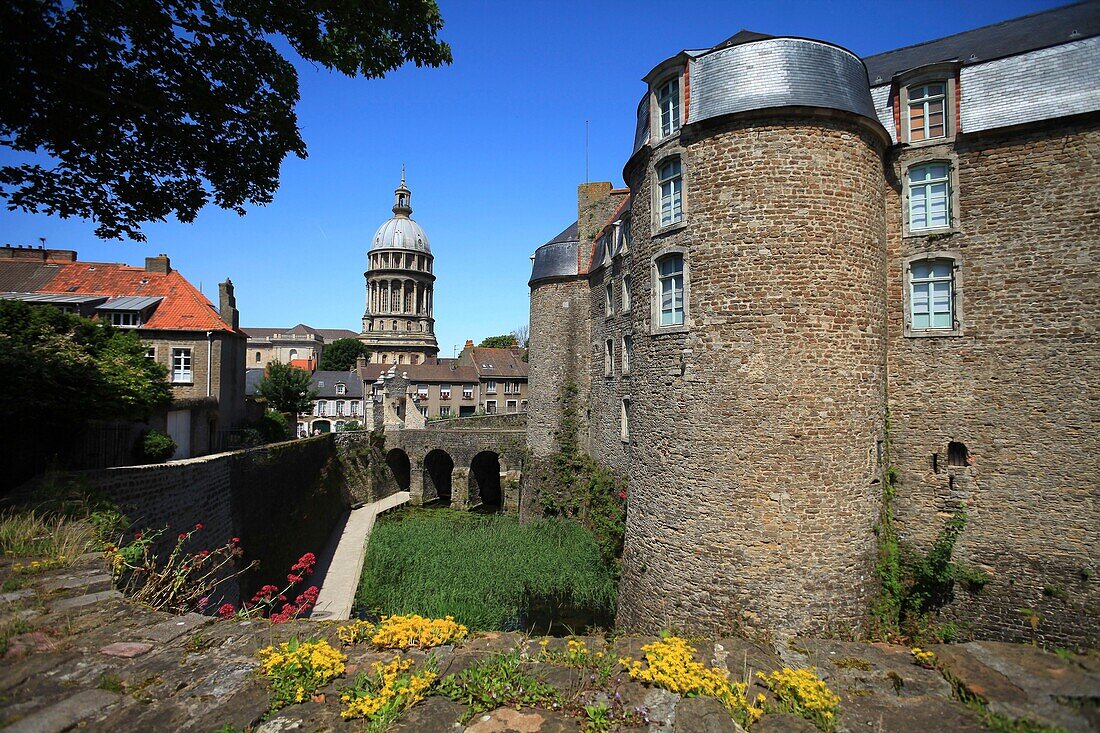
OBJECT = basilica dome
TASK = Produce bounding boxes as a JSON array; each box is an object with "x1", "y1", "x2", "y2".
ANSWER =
[{"x1": 369, "y1": 173, "x2": 431, "y2": 253}]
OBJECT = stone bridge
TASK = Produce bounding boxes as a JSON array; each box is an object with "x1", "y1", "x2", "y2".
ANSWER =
[{"x1": 338, "y1": 413, "x2": 527, "y2": 513}]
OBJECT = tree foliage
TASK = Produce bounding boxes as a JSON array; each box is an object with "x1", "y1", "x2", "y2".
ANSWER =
[
  {"x1": 318, "y1": 338, "x2": 369, "y2": 371},
  {"x1": 0, "y1": 299, "x2": 172, "y2": 428},
  {"x1": 478, "y1": 334, "x2": 518, "y2": 349},
  {"x1": 0, "y1": 0, "x2": 452, "y2": 240},
  {"x1": 255, "y1": 360, "x2": 315, "y2": 415}
]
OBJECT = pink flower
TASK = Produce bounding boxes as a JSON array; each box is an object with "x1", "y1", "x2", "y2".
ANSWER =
[
  {"x1": 217, "y1": 603, "x2": 235, "y2": 619},
  {"x1": 195, "y1": 523, "x2": 204, "y2": 531},
  {"x1": 231, "y1": 537, "x2": 240, "y2": 544},
  {"x1": 618, "y1": 490, "x2": 627, "y2": 500},
  {"x1": 197, "y1": 596, "x2": 209, "y2": 610}
]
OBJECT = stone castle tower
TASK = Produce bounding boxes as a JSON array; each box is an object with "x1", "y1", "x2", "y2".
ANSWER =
[
  {"x1": 529, "y1": 10, "x2": 1100, "y2": 648},
  {"x1": 358, "y1": 173, "x2": 440, "y2": 365}
]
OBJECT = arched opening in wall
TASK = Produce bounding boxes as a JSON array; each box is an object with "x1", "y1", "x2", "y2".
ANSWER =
[
  {"x1": 423, "y1": 449, "x2": 454, "y2": 506},
  {"x1": 386, "y1": 449, "x2": 411, "y2": 492},
  {"x1": 948, "y1": 441, "x2": 969, "y2": 467},
  {"x1": 469, "y1": 451, "x2": 502, "y2": 512},
  {"x1": 312, "y1": 420, "x2": 331, "y2": 434}
]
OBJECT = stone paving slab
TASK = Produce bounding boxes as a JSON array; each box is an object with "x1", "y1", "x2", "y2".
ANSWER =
[
  {"x1": 138, "y1": 612, "x2": 210, "y2": 644},
  {"x1": 46, "y1": 590, "x2": 121, "y2": 613},
  {"x1": 100, "y1": 641, "x2": 154, "y2": 658},
  {"x1": 42, "y1": 573, "x2": 112, "y2": 593},
  {"x1": 3, "y1": 688, "x2": 121, "y2": 733}
]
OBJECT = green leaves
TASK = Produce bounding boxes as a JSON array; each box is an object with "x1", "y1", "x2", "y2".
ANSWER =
[
  {"x1": 318, "y1": 338, "x2": 369, "y2": 372},
  {"x1": 255, "y1": 360, "x2": 316, "y2": 415},
  {"x1": 0, "y1": 0, "x2": 451, "y2": 240}
]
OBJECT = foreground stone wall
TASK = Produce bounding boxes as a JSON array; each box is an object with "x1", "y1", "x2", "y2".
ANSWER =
[
  {"x1": 886, "y1": 116, "x2": 1100, "y2": 648},
  {"x1": 75, "y1": 436, "x2": 351, "y2": 601}
]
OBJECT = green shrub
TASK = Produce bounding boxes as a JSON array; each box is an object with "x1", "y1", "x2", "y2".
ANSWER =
[
  {"x1": 436, "y1": 652, "x2": 558, "y2": 721},
  {"x1": 141, "y1": 430, "x2": 177, "y2": 462}
]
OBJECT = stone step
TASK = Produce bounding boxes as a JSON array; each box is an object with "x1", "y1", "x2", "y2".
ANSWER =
[{"x1": 3, "y1": 689, "x2": 120, "y2": 733}]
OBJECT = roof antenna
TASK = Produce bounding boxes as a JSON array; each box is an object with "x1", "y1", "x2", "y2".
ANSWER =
[
  {"x1": 38, "y1": 237, "x2": 45, "y2": 249},
  {"x1": 585, "y1": 120, "x2": 590, "y2": 183}
]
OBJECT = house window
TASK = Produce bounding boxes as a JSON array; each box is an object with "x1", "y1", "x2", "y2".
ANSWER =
[
  {"x1": 656, "y1": 76, "x2": 680, "y2": 138},
  {"x1": 604, "y1": 339, "x2": 613, "y2": 376},
  {"x1": 657, "y1": 158, "x2": 683, "y2": 227},
  {"x1": 520, "y1": 399, "x2": 528, "y2": 411},
  {"x1": 485, "y1": 400, "x2": 497, "y2": 414},
  {"x1": 145, "y1": 346, "x2": 156, "y2": 360},
  {"x1": 463, "y1": 385, "x2": 474, "y2": 400},
  {"x1": 908, "y1": 163, "x2": 951, "y2": 231},
  {"x1": 317, "y1": 400, "x2": 327, "y2": 416},
  {"x1": 908, "y1": 83, "x2": 947, "y2": 142},
  {"x1": 171, "y1": 348, "x2": 192, "y2": 383},
  {"x1": 605, "y1": 281, "x2": 613, "y2": 316},
  {"x1": 289, "y1": 349, "x2": 298, "y2": 360},
  {"x1": 336, "y1": 400, "x2": 345, "y2": 416},
  {"x1": 622, "y1": 275, "x2": 632, "y2": 312},
  {"x1": 107, "y1": 311, "x2": 140, "y2": 328},
  {"x1": 336, "y1": 383, "x2": 346, "y2": 395},
  {"x1": 417, "y1": 384, "x2": 429, "y2": 398},
  {"x1": 350, "y1": 401, "x2": 359, "y2": 415},
  {"x1": 909, "y1": 258, "x2": 955, "y2": 330},
  {"x1": 622, "y1": 335, "x2": 633, "y2": 374},
  {"x1": 392, "y1": 320, "x2": 398, "y2": 331},
  {"x1": 485, "y1": 380, "x2": 497, "y2": 394},
  {"x1": 440, "y1": 384, "x2": 451, "y2": 400},
  {"x1": 254, "y1": 351, "x2": 261, "y2": 363},
  {"x1": 621, "y1": 398, "x2": 630, "y2": 441},
  {"x1": 506, "y1": 399, "x2": 518, "y2": 413},
  {"x1": 657, "y1": 253, "x2": 685, "y2": 327},
  {"x1": 440, "y1": 406, "x2": 452, "y2": 418}
]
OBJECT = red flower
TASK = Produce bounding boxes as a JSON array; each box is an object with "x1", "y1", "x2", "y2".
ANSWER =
[
  {"x1": 199, "y1": 550, "x2": 210, "y2": 558},
  {"x1": 178, "y1": 533, "x2": 187, "y2": 541},
  {"x1": 133, "y1": 532, "x2": 143, "y2": 540},
  {"x1": 291, "y1": 553, "x2": 317, "y2": 575},
  {"x1": 195, "y1": 523, "x2": 204, "y2": 531},
  {"x1": 287, "y1": 574, "x2": 303, "y2": 584},
  {"x1": 618, "y1": 490, "x2": 627, "y2": 500},
  {"x1": 231, "y1": 537, "x2": 240, "y2": 544},
  {"x1": 217, "y1": 603, "x2": 236, "y2": 619}
]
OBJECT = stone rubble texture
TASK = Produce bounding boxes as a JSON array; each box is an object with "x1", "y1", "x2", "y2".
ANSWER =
[{"x1": 1, "y1": 554, "x2": 1096, "y2": 732}]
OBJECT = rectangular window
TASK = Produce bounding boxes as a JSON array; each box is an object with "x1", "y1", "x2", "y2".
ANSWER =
[
  {"x1": 108, "y1": 311, "x2": 139, "y2": 328},
  {"x1": 604, "y1": 339, "x2": 613, "y2": 376},
  {"x1": 658, "y1": 254, "x2": 685, "y2": 326},
  {"x1": 440, "y1": 384, "x2": 451, "y2": 400},
  {"x1": 658, "y1": 159, "x2": 683, "y2": 227},
  {"x1": 171, "y1": 348, "x2": 192, "y2": 383},
  {"x1": 520, "y1": 399, "x2": 528, "y2": 411},
  {"x1": 350, "y1": 401, "x2": 359, "y2": 415},
  {"x1": 622, "y1": 335, "x2": 633, "y2": 374},
  {"x1": 506, "y1": 399, "x2": 518, "y2": 413},
  {"x1": 657, "y1": 77, "x2": 680, "y2": 137},
  {"x1": 440, "y1": 406, "x2": 452, "y2": 418},
  {"x1": 605, "y1": 281, "x2": 613, "y2": 316},
  {"x1": 621, "y1": 398, "x2": 630, "y2": 441},
  {"x1": 485, "y1": 400, "x2": 497, "y2": 414},
  {"x1": 145, "y1": 346, "x2": 156, "y2": 360},
  {"x1": 336, "y1": 400, "x2": 345, "y2": 415},
  {"x1": 622, "y1": 275, "x2": 632, "y2": 312},
  {"x1": 909, "y1": 259, "x2": 954, "y2": 330},
  {"x1": 485, "y1": 380, "x2": 497, "y2": 394},
  {"x1": 336, "y1": 383, "x2": 346, "y2": 395},
  {"x1": 908, "y1": 163, "x2": 950, "y2": 231},
  {"x1": 416, "y1": 384, "x2": 428, "y2": 398},
  {"x1": 908, "y1": 83, "x2": 947, "y2": 142},
  {"x1": 463, "y1": 385, "x2": 474, "y2": 399},
  {"x1": 316, "y1": 400, "x2": 327, "y2": 416}
]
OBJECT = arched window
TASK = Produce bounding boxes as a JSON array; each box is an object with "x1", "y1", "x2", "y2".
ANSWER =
[
  {"x1": 656, "y1": 253, "x2": 685, "y2": 327},
  {"x1": 289, "y1": 349, "x2": 298, "y2": 360},
  {"x1": 392, "y1": 320, "x2": 398, "y2": 331},
  {"x1": 336, "y1": 383, "x2": 346, "y2": 395},
  {"x1": 948, "y1": 441, "x2": 969, "y2": 467},
  {"x1": 908, "y1": 162, "x2": 950, "y2": 231},
  {"x1": 657, "y1": 158, "x2": 683, "y2": 226},
  {"x1": 254, "y1": 351, "x2": 261, "y2": 363}
]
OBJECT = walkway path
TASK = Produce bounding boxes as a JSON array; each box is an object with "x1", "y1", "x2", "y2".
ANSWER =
[{"x1": 310, "y1": 491, "x2": 409, "y2": 621}]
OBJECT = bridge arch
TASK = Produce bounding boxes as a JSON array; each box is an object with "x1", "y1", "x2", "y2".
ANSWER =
[
  {"x1": 423, "y1": 449, "x2": 454, "y2": 506},
  {"x1": 469, "y1": 451, "x2": 502, "y2": 512},
  {"x1": 385, "y1": 448, "x2": 411, "y2": 492}
]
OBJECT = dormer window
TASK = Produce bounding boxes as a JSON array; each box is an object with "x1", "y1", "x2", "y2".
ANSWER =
[
  {"x1": 656, "y1": 76, "x2": 681, "y2": 138},
  {"x1": 107, "y1": 311, "x2": 140, "y2": 328},
  {"x1": 336, "y1": 383, "x2": 346, "y2": 395},
  {"x1": 907, "y1": 83, "x2": 946, "y2": 141}
]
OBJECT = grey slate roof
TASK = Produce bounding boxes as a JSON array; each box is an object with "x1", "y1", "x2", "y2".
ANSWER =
[
  {"x1": 0, "y1": 262, "x2": 63, "y2": 293},
  {"x1": 863, "y1": 1, "x2": 1100, "y2": 84},
  {"x1": 1, "y1": 292, "x2": 107, "y2": 305},
  {"x1": 530, "y1": 221, "x2": 581, "y2": 285},
  {"x1": 244, "y1": 325, "x2": 356, "y2": 343},
  {"x1": 310, "y1": 371, "x2": 364, "y2": 399}
]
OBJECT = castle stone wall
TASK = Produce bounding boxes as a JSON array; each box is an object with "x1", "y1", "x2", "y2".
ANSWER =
[
  {"x1": 616, "y1": 115, "x2": 889, "y2": 636},
  {"x1": 886, "y1": 116, "x2": 1100, "y2": 648}
]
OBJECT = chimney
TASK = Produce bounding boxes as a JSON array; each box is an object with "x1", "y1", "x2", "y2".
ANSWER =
[
  {"x1": 465, "y1": 339, "x2": 474, "y2": 349},
  {"x1": 145, "y1": 254, "x2": 171, "y2": 274},
  {"x1": 0, "y1": 244, "x2": 77, "y2": 262},
  {"x1": 218, "y1": 278, "x2": 239, "y2": 329},
  {"x1": 577, "y1": 181, "x2": 626, "y2": 246}
]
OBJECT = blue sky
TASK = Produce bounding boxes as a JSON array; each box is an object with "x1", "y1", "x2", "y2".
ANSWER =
[{"x1": 0, "y1": 0, "x2": 1064, "y2": 355}]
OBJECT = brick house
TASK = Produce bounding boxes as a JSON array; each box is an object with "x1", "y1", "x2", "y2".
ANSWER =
[
  {"x1": 0, "y1": 246, "x2": 247, "y2": 459},
  {"x1": 528, "y1": 3, "x2": 1099, "y2": 646}
]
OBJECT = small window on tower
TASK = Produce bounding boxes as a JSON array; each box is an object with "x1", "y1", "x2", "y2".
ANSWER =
[{"x1": 948, "y1": 441, "x2": 968, "y2": 467}]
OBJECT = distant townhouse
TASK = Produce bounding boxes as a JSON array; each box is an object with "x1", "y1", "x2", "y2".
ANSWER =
[
  {"x1": 244, "y1": 324, "x2": 360, "y2": 370},
  {"x1": 456, "y1": 342, "x2": 530, "y2": 415},
  {"x1": 0, "y1": 246, "x2": 247, "y2": 458},
  {"x1": 359, "y1": 359, "x2": 481, "y2": 419}
]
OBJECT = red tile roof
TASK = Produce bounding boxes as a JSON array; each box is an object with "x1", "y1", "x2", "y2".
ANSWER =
[{"x1": 27, "y1": 261, "x2": 238, "y2": 333}]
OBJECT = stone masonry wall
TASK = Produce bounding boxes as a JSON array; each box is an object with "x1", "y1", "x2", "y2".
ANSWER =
[
  {"x1": 586, "y1": 256, "x2": 632, "y2": 478},
  {"x1": 616, "y1": 115, "x2": 889, "y2": 637},
  {"x1": 75, "y1": 436, "x2": 351, "y2": 602},
  {"x1": 886, "y1": 115, "x2": 1100, "y2": 648}
]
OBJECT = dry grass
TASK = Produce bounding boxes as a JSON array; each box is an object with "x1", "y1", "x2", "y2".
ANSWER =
[{"x1": 0, "y1": 510, "x2": 95, "y2": 562}]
